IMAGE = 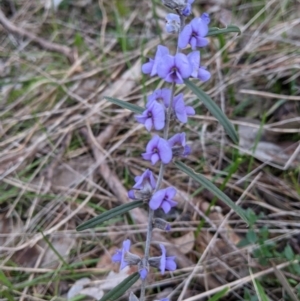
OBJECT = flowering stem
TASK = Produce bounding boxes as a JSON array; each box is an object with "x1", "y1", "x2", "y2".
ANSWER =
[{"x1": 139, "y1": 81, "x2": 176, "y2": 301}]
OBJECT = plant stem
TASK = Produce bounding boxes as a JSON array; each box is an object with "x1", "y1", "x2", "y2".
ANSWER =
[
  {"x1": 139, "y1": 81, "x2": 176, "y2": 301},
  {"x1": 140, "y1": 13, "x2": 184, "y2": 300}
]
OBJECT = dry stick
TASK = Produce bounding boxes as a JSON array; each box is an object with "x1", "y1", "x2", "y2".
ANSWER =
[
  {"x1": 178, "y1": 173, "x2": 262, "y2": 301},
  {"x1": 0, "y1": 9, "x2": 76, "y2": 63},
  {"x1": 239, "y1": 89, "x2": 300, "y2": 101},
  {"x1": 182, "y1": 260, "x2": 299, "y2": 301}
]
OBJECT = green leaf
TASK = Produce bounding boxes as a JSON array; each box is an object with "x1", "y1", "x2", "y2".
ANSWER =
[
  {"x1": 246, "y1": 229, "x2": 258, "y2": 244},
  {"x1": 284, "y1": 244, "x2": 294, "y2": 261},
  {"x1": 99, "y1": 272, "x2": 140, "y2": 301},
  {"x1": 207, "y1": 25, "x2": 241, "y2": 37},
  {"x1": 0, "y1": 270, "x2": 12, "y2": 288},
  {"x1": 207, "y1": 287, "x2": 229, "y2": 301},
  {"x1": 76, "y1": 201, "x2": 144, "y2": 231},
  {"x1": 253, "y1": 279, "x2": 270, "y2": 301},
  {"x1": 105, "y1": 96, "x2": 144, "y2": 114},
  {"x1": 175, "y1": 161, "x2": 249, "y2": 224},
  {"x1": 184, "y1": 79, "x2": 239, "y2": 144}
]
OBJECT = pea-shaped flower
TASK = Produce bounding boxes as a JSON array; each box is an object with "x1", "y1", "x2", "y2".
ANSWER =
[
  {"x1": 147, "y1": 88, "x2": 172, "y2": 108},
  {"x1": 149, "y1": 187, "x2": 177, "y2": 213},
  {"x1": 165, "y1": 13, "x2": 180, "y2": 33},
  {"x1": 172, "y1": 93, "x2": 195, "y2": 123},
  {"x1": 178, "y1": 14, "x2": 210, "y2": 50},
  {"x1": 112, "y1": 239, "x2": 140, "y2": 270},
  {"x1": 181, "y1": 0, "x2": 194, "y2": 16},
  {"x1": 149, "y1": 244, "x2": 177, "y2": 275},
  {"x1": 142, "y1": 45, "x2": 169, "y2": 77},
  {"x1": 142, "y1": 135, "x2": 172, "y2": 165},
  {"x1": 159, "y1": 244, "x2": 176, "y2": 274},
  {"x1": 135, "y1": 101, "x2": 165, "y2": 132},
  {"x1": 128, "y1": 169, "x2": 156, "y2": 201},
  {"x1": 168, "y1": 133, "x2": 191, "y2": 157},
  {"x1": 187, "y1": 51, "x2": 211, "y2": 82},
  {"x1": 157, "y1": 53, "x2": 192, "y2": 84}
]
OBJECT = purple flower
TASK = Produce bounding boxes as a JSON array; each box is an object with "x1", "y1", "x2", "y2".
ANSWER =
[
  {"x1": 165, "y1": 13, "x2": 180, "y2": 33},
  {"x1": 168, "y1": 133, "x2": 191, "y2": 157},
  {"x1": 157, "y1": 53, "x2": 192, "y2": 84},
  {"x1": 172, "y1": 93, "x2": 195, "y2": 123},
  {"x1": 139, "y1": 268, "x2": 148, "y2": 280},
  {"x1": 128, "y1": 169, "x2": 156, "y2": 201},
  {"x1": 134, "y1": 169, "x2": 156, "y2": 190},
  {"x1": 178, "y1": 15, "x2": 209, "y2": 49},
  {"x1": 159, "y1": 244, "x2": 177, "y2": 274},
  {"x1": 147, "y1": 88, "x2": 172, "y2": 108},
  {"x1": 181, "y1": 0, "x2": 194, "y2": 16},
  {"x1": 142, "y1": 136, "x2": 172, "y2": 165},
  {"x1": 149, "y1": 187, "x2": 177, "y2": 213},
  {"x1": 201, "y1": 12, "x2": 210, "y2": 25},
  {"x1": 135, "y1": 101, "x2": 165, "y2": 132},
  {"x1": 187, "y1": 51, "x2": 211, "y2": 82},
  {"x1": 112, "y1": 239, "x2": 131, "y2": 270},
  {"x1": 142, "y1": 45, "x2": 169, "y2": 76}
]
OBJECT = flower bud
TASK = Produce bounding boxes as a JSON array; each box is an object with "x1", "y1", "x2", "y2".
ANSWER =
[
  {"x1": 148, "y1": 256, "x2": 161, "y2": 269},
  {"x1": 161, "y1": 0, "x2": 186, "y2": 11},
  {"x1": 154, "y1": 218, "x2": 171, "y2": 231},
  {"x1": 124, "y1": 251, "x2": 141, "y2": 266},
  {"x1": 165, "y1": 13, "x2": 181, "y2": 33}
]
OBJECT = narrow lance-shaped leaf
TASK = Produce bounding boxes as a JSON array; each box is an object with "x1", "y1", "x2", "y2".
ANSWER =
[
  {"x1": 207, "y1": 287, "x2": 229, "y2": 301},
  {"x1": 99, "y1": 272, "x2": 140, "y2": 301},
  {"x1": 105, "y1": 96, "x2": 144, "y2": 114},
  {"x1": 207, "y1": 25, "x2": 241, "y2": 37},
  {"x1": 175, "y1": 161, "x2": 249, "y2": 224},
  {"x1": 76, "y1": 201, "x2": 144, "y2": 231},
  {"x1": 184, "y1": 79, "x2": 239, "y2": 144}
]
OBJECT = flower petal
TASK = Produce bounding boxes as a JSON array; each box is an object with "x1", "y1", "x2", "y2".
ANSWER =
[
  {"x1": 146, "y1": 135, "x2": 160, "y2": 152},
  {"x1": 152, "y1": 102, "x2": 165, "y2": 130},
  {"x1": 151, "y1": 153, "x2": 160, "y2": 165},
  {"x1": 149, "y1": 189, "x2": 165, "y2": 210},
  {"x1": 198, "y1": 67, "x2": 211, "y2": 82},
  {"x1": 178, "y1": 24, "x2": 192, "y2": 49},
  {"x1": 159, "y1": 244, "x2": 166, "y2": 274},
  {"x1": 165, "y1": 187, "x2": 177, "y2": 199},
  {"x1": 142, "y1": 59, "x2": 154, "y2": 74},
  {"x1": 201, "y1": 13, "x2": 210, "y2": 24},
  {"x1": 165, "y1": 257, "x2": 177, "y2": 271},
  {"x1": 185, "y1": 106, "x2": 195, "y2": 116},
  {"x1": 157, "y1": 55, "x2": 174, "y2": 79},
  {"x1": 191, "y1": 17, "x2": 208, "y2": 37},
  {"x1": 161, "y1": 201, "x2": 171, "y2": 213},
  {"x1": 175, "y1": 53, "x2": 192, "y2": 79},
  {"x1": 187, "y1": 51, "x2": 200, "y2": 78},
  {"x1": 139, "y1": 268, "x2": 148, "y2": 280},
  {"x1": 196, "y1": 36, "x2": 208, "y2": 48},
  {"x1": 112, "y1": 250, "x2": 122, "y2": 262},
  {"x1": 157, "y1": 138, "x2": 172, "y2": 164},
  {"x1": 123, "y1": 239, "x2": 131, "y2": 251},
  {"x1": 144, "y1": 118, "x2": 153, "y2": 132},
  {"x1": 128, "y1": 190, "x2": 136, "y2": 200}
]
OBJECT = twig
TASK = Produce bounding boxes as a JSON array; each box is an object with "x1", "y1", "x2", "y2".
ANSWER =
[{"x1": 0, "y1": 9, "x2": 76, "y2": 63}]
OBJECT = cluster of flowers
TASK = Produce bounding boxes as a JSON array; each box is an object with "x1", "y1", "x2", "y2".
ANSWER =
[{"x1": 112, "y1": 0, "x2": 210, "y2": 300}]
